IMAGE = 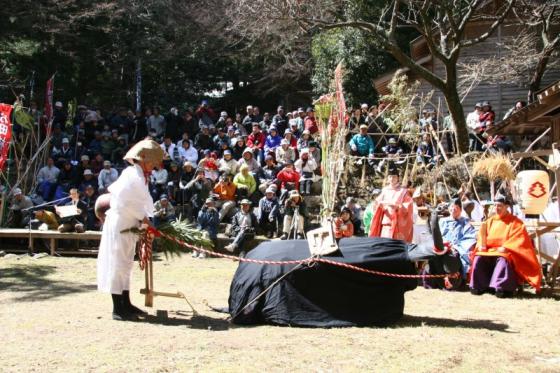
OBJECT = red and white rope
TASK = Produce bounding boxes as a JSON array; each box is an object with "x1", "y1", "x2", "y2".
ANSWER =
[{"x1": 140, "y1": 226, "x2": 460, "y2": 280}]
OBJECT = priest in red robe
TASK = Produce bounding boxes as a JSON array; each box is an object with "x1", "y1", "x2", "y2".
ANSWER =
[
  {"x1": 369, "y1": 168, "x2": 414, "y2": 243},
  {"x1": 469, "y1": 193, "x2": 541, "y2": 297}
]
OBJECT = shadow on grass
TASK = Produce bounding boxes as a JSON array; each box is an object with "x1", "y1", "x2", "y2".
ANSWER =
[
  {"x1": 0, "y1": 265, "x2": 96, "y2": 302},
  {"x1": 396, "y1": 315, "x2": 511, "y2": 332},
  {"x1": 141, "y1": 310, "x2": 231, "y2": 331}
]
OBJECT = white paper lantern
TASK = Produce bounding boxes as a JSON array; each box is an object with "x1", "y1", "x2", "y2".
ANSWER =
[{"x1": 515, "y1": 170, "x2": 550, "y2": 215}]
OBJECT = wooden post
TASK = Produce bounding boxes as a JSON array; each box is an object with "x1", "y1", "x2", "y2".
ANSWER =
[
  {"x1": 50, "y1": 238, "x2": 56, "y2": 256},
  {"x1": 144, "y1": 256, "x2": 154, "y2": 307}
]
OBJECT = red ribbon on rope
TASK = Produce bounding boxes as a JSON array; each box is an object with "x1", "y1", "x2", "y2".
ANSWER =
[{"x1": 139, "y1": 227, "x2": 460, "y2": 280}]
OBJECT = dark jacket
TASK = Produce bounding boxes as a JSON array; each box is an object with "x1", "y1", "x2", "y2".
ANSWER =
[{"x1": 231, "y1": 210, "x2": 258, "y2": 236}]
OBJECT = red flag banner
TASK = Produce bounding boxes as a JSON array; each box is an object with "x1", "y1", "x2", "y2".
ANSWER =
[{"x1": 0, "y1": 103, "x2": 13, "y2": 170}]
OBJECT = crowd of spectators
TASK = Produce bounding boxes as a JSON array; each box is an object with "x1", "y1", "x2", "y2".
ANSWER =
[
  {"x1": 8, "y1": 97, "x2": 521, "y2": 255},
  {"x1": 9, "y1": 101, "x2": 327, "y2": 255}
]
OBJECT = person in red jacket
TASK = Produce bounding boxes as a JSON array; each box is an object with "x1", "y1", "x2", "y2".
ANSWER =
[
  {"x1": 304, "y1": 107, "x2": 318, "y2": 135},
  {"x1": 247, "y1": 123, "x2": 266, "y2": 164},
  {"x1": 276, "y1": 160, "x2": 300, "y2": 192},
  {"x1": 334, "y1": 207, "x2": 354, "y2": 240}
]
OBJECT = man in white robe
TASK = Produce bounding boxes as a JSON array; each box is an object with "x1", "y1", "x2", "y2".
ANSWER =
[{"x1": 97, "y1": 139, "x2": 164, "y2": 321}]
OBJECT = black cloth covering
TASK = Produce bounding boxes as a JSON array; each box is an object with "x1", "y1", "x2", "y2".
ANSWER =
[{"x1": 228, "y1": 237, "x2": 420, "y2": 327}]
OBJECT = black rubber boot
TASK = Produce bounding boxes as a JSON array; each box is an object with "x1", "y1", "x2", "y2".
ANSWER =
[
  {"x1": 122, "y1": 290, "x2": 146, "y2": 315},
  {"x1": 111, "y1": 294, "x2": 135, "y2": 321}
]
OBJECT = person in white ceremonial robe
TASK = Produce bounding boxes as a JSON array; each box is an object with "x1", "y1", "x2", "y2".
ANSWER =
[{"x1": 97, "y1": 139, "x2": 164, "y2": 321}]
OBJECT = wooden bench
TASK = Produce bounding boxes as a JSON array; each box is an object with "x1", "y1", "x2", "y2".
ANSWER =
[{"x1": 0, "y1": 228, "x2": 101, "y2": 256}]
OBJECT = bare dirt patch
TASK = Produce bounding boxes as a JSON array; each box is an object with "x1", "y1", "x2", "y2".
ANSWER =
[{"x1": 1, "y1": 254, "x2": 559, "y2": 372}]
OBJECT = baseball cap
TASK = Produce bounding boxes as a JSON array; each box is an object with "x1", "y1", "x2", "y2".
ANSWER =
[{"x1": 84, "y1": 169, "x2": 93, "y2": 176}]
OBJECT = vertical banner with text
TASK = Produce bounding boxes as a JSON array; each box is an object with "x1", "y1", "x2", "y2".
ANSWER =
[{"x1": 0, "y1": 103, "x2": 14, "y2": 170}]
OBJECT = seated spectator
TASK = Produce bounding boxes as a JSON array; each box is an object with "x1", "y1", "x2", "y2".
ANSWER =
[
  {"x1": 470, "y1": 192, "x2": 541, "y2": 297},
  {"x1": 485, "y1": 134, "x2": 512, "y2": 153},
  {"x1": 198, "y1": 150, "x2": 220, "y2": 182},
  {"x1": 33, "y1": 209, "x2": 59, "y2": 231},
  {"x1": 218, "y1": 149, "x2": 238, "y2": 176},
  {"x1": 297, "y1": 130, "x2": 312, "y2": 153},
  {"x1": 264, "y1": 126, "x2": 282, "y2": 155},
  {"x1": 150, "y1": 164, "x2": 169, "y2": 200},
  {"x1": 177, "y1": 138, "x2": 199, "y2": 165},
  {"x1": 231, "y1": 137, "x2": 247, "y2": 160},
  {"x1": 195, "y1": 100, "x2": 216, "y2": 128},
  {"x1": 195, "y1": 125, "x2": 213, "y2": 155},
  {"x1": 272, "y1": 105, "x2": 288, "y2": 135},
  {"x1": 176, "y1": 161, "x2": 195, "y2": 207},
  {"x1": 288, "y1": 121, "x2": 301, "y2": 139},
  {"x1": 186, "y1": 168, "x2": 213, "y2": 220},
  {"x1": 213, "y1": 127, "x2": 230, "y2": 151},
  {"x1": 376, "y1": 137, "x2": 404, "y2": 173},
  {"x1": 283, "y1": 129, "x2": 298, "y2": 150},
  {"x1": 213, "y1": 174, "x2": 237, "y2": 222},
  {"x1": 467, "y1": 102, "x2": 484, "y2": 151},
  {"x1": 233, "y1": 164, "x2": 257, "y2": 199},
  {"x1": 176, "y1": 131, "x2": 193, "y2": 149},
  {"x1": 503, "y1": 100, "x2": 526, "y2": 120},
  {"x1": 442, "y1": 198, "x2": 476, "y2": 275},
  {"x1": 260, "y1": 111, "x2": 272, "y2": 129},
  {"x1": 52, "y1": 138, "x2": 74, "y2": 167},
  {"x1": 58, "y1": 160, "x2": 80, "y2": 192},
  {"x1": 55, "y1": 188, "x2": 86, "y2": 233},
  {"x1": 90, "y1": 153, "x2": 104, "y2": 176},
  {"x1": 196, "y1": 197, "x2": 219, "y2": 258},
  {"x1": 308, "y1": 141, "x2": 321, "y2": 165},
  {"x1": 479, "y1": 101, "x2": 495, "y2": 128},
  {"x1": 111, "y1": 136, "x2": 127, "y2": 165},
  {"x1": 238, "y1": 148, "x2": 260, "y2": 174},
  {"x1": 76, "y1": 154, "x2": 91, "y2": 176},
  {"x1": 153, "y1": 194, "x2": 176, "y2": 227},
  {"x1": 294, "y1": 148, "x2": 318, "y2": 195},
  {"x1": 276, "y1": 160, "x2": 300, "y2": 201},
  {"x1": 8, "y1": 188, "x2": 33, "y2": 228},
  {"x1": 247, "y1": 122, "x2": 266, "y2": 164},
  {"x1": 37, "y1": 157, "x2": 60, "y2": 201},
  {"x1": 161, "y1": 135, "x2": 176, "y2": 165},
  {"x1": 225, "y1": 199, "x2": 257, "y2": 255},
  {"x1": 349, "y1": 124, "x2": 375, "y2": 159},
  {"x1": 295, "y1": 107, "x2": 305, "y2": 132},
  {"x1": 98, "y1": 160, "x2": 119, "y2": 194},
  {"x1": 257, "y1": 186, "x2": 281, "y2": 238},
  {"x1": 416, "y1": 133, "x2": 437, "y2": 169},
  {"x1": 100, "y1": 131, "x2": 116, "y2": 160},
  {"x1": 167, "y1": 162, "x2": 181, "y2": 202},
  {"x1": 258, "y1": 155, "x2": 280, "y2": 194},
  {"x1": 79, "y1": 169, "x2": 98, "y2": 193},
  {"x1": 82, "y1": 184, "x2": 99, "y2": 231},
  {"x1": 88, "y1": 131, "x2": 103, "y2": 155},
  {"x1": 281, "y1": 190, "x2": 307, "y2": 240},
  {"x1": 148, "y1": 106, "x2": 166, "y2": 137},
  {"x1": 343, "y1": 197, "x2": 362, "y2": 235},
  {"x1": 304, "y1": 107, "x2": 318, "y2": 134},
  {"x1": 276, "y1": 139, "x2": 296, "y2": 166},
  {"x1": 334, "y1": 207, "x2": 354, "y2": 240}
]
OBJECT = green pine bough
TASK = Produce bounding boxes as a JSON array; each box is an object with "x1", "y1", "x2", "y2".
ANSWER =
[{"x1": 122, "y1": 219, "x2": 214, "y2": 259}]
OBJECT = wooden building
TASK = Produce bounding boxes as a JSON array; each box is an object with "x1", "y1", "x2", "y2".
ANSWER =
[{"x1": 374, "y1": 22, "x2": 560, "y2": 119}]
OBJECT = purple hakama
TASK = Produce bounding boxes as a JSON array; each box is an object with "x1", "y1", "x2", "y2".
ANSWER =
[{"x1": 469, "y1": 256, "x2": 518, "y2": 292}]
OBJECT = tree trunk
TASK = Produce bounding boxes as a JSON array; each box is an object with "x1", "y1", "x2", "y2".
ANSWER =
[
  {"x1": 445, "y1": 88, "x2": 469, "y2": 154},
  {"x1": 527, "y1": 49, "x2": 553, "y2": 103}
]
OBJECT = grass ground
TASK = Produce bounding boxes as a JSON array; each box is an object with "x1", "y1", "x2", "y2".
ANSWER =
[{"x1": 1, "y1": 253, "x2": 559, "y2": 372}]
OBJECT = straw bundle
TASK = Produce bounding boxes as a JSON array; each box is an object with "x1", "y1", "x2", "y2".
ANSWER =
[{"x1": 472, "y1": 153, "x2": 515, "y2": 181}]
